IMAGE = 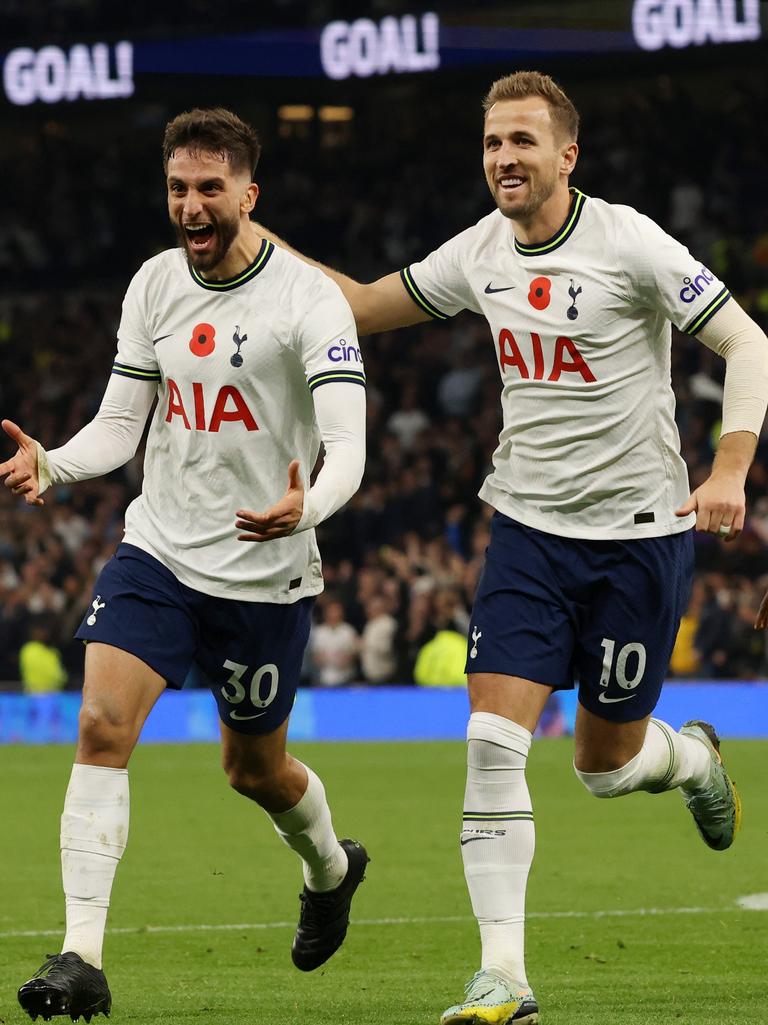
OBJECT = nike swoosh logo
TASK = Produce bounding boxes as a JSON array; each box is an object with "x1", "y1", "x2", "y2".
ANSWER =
[
  {"x1": 598, "y1": 693, "x2": 637, "y2": 704},
  {"x1": 460, "y1": 836, "x2": 496, "y2": 845},
  {"x1": 152, "y1": 333, "x2": 173, "y2": 345},
  {"x1": 229, "y1": 709, "x2": 267, "y2": 720},
  {"x1": 484, "y1": 283, "x2": 515, "y2": 294}
]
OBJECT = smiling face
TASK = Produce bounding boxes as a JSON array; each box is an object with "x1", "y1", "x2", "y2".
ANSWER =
[
  {"x1": 166, "y1": 148, "x2": 258, "y2": 274},
  {"x1": 482, "y1": 97, "x2": 577, "y2": 222}
]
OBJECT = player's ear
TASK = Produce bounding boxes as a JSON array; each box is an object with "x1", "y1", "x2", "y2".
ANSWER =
[
  {"x1": 242, "y1": 182, "x2": 259, "y2": 214},
  {"x1": 560, "y1": 140, "x2": 578, "y2": 177}
]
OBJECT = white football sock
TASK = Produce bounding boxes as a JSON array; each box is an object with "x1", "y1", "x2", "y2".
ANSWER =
[
  {"x1": 461, "y1": 712, "x2": 534, "y2": 989},
  {"x1": 269, "y1": 764, "x2": 348, "y2": 892},
  {"x1": 60, "y1": 763, "x2": 129, "y2": 969},
  {"x1": 574, "y1": 718, "x2": 712, "y2": 798}
]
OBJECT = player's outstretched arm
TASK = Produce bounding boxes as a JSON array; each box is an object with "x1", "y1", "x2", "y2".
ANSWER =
[
  {"x1": 2, "y1": 375, "x2": 157, "y2": 503},
  {"x1": 0, "y1": 420, "x2": 45, "y2": 506},
  {"x1": 254, "y1": 223, "x2": 430, "y2": 336}
]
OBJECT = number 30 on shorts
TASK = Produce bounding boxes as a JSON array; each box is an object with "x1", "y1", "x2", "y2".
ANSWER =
[
  {"x1": 220, "y1": 659, "x2": 280, "y2": 720},
  {"x1": 599, "y1": 638, "x2": 647, "y2": 691}
]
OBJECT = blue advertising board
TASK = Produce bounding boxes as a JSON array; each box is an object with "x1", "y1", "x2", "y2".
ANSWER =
[{"x1": 0, "y1": 683, "x2": 766, "y2": 744}]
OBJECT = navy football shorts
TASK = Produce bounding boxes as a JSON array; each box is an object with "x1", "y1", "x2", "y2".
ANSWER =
[
  {"x1": 75, "y1": 543, "x2": 313, "y2": 735},
  {"x1": 466, "y1": 513, "x2": 694, "y2": 723}
]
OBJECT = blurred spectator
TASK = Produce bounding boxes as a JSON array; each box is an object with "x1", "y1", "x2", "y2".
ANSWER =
[
  {"x1": 310, "y1": 599, "x2": 359, "y2": 687},
  {"x1": 414, "y1": 629, "x2": 467, "y2": 687},
  {"x1": 669, "y1": 578, "x2": 704, "y2": 678},
  {"x1": 360, "y1": 596, "x2": 398, "y2": 683},
  {"x1": 19, "y1": 616, "x2": 68, "y2": 694}
]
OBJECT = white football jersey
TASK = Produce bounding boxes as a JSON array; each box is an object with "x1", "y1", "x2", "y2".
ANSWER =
[
  {"x1": 114, "y1": 241, "x2": 365, "y2": 600},
  {"x1": 402, "y1": 189, "x2": 731, "y2": 540}
]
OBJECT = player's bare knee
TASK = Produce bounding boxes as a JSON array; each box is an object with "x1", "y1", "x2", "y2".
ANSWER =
[
  {"x1": 222, "y1": 753, "x2": 276, "y2": 804},
  {"x1": 77, "y1": 703, "x2": 136, "y2": 761}
]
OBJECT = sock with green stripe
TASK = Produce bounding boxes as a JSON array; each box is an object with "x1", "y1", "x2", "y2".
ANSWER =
[
  {"x1": 574, "y1": 718, "x2": 712, "y2": 798},
  {"x1": 461, "y1": 712, "x2": 534, "y2": 988}
]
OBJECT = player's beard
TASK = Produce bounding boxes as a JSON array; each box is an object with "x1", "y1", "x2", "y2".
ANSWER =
[
  {"x1": 175, "y1": 212, "x2": 240, "y2": 275},
  {"x1": 494, "y1": 160, "x2": 560, "y2": 222}
]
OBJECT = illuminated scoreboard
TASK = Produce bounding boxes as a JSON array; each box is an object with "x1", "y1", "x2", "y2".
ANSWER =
[{"x1": 1, "y1": 3, "x2": 763, "y2": 106}]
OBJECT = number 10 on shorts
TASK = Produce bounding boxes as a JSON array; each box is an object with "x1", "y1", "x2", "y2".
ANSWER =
[{"x1": 599, "y1": 638, "x2": 647, "y2": 691}]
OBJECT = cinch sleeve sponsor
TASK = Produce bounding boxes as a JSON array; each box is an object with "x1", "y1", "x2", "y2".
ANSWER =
[
  {"x1": 296, "y1": 270, "x2": 366, "y2": 391},
  {"x1": 113, "y1": 264, "x2": 160, "y2": 379},
  {"x1": 401, "y1": 225, "x2": 480, "y2": 320},
  {"x1": 617, "y1": 209, "x2": 731, "y2": 336}
]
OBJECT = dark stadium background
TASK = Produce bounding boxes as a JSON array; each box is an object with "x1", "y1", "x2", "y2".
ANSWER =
[{"x1": 2, "y1": 0, "x2": 768, "y2": 693}]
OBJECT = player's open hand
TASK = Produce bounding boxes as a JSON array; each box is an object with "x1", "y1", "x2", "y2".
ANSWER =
[
  {"x1": 675, "y1": 472, "x2": 745, "y2": 542},
  {"x1": 0, "y1": 419, "x2": 44, "y2": 507},
  {"x1": 235, "y1": 459, "x2": 304, "y2": 542}
]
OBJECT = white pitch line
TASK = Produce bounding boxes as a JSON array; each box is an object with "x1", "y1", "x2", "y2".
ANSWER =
[{"x1": 0, "y1": 904, "x2": 756, "y2": 941}]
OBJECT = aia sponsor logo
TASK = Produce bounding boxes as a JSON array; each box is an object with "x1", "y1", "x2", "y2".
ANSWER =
[
  {"x1": 165, "y1": 380, "x2": 258, "y2": 432},
  {"x1": 679, "y1": 267, "x2": 715, "y2": 303},
  {"x1": 498, "y1": 330, "x2": 595, "y2": 383}
]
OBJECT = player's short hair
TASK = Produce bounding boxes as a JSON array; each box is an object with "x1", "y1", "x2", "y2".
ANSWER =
[
  {"x1": 162, "y1": 108, "x2": 261, "y2": 178},
  {"x1": 483, "y1": 71, "x2": 579, "y2": 142}
]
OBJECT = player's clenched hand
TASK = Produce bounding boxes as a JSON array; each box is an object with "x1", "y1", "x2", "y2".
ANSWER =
[
  {"x1": 0, "y1": 419, "x2": 44, "y2": 507},
  {"x1": 235, "y1": 459, "x2": 304, "y2": 542},
  {"x1": 675, "y1": 471, "x2": 745, "y2": 542}
]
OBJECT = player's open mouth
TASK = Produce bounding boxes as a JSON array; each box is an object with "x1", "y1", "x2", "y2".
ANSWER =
[
  {"x1": 499, "y1": 176, "x2": 526, "y2": 192},
  {"x1": 184, "y1": 222, "x2": 215, "y2": 250}
]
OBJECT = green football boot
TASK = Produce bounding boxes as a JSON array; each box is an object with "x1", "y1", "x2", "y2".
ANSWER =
[
  {"x1": 680, "y1": 720, "x2": 741, "y2": 851},
  {"x1": 440, "y1": 970, "x2": 539, "y2": 1025}
]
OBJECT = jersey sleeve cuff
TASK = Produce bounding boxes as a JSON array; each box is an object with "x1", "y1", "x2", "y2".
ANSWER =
[
  {"x1": 400, "y1": 267, "x2": 451, "y2": 321},
  {"x1": 307, "y1": 370, "x2": 366, "y2": 392},
  {"x1": 111, "y1": 361, "x2": 161, "y2": 381},
  {"x1": 682, "y1": 288, "x2": 731, "y2": 336}
]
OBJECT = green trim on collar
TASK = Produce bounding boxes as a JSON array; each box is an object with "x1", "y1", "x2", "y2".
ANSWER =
[
  {"x1": 188, "y1": 238, "x2": 274, "y2": 291},
  {"x1": 514, "y1": 188, "x2": 587, "y2": 257}
]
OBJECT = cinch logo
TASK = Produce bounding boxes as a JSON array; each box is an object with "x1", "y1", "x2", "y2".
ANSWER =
[
  {"x1": 498, "y1": 330, "x2": 596, "y2": 383},
  {"x1": 679, "y1": 267, "x2": 715, "y2": 303},
  {"x1": 328, "y1": 340, "x2": 363, "y2": 363},
  {"x1": 165, "y1": 380, "x2": 258, "y2": 432}
]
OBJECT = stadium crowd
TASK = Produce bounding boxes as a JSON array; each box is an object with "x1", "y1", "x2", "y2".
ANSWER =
[{"x1": 2, "y1": 69, "x2": 768, "y2": 689}]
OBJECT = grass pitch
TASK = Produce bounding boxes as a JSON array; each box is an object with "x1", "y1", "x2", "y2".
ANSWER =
[{"x1": 0, "y1": 738, "x2": 765, "y2": 1024}]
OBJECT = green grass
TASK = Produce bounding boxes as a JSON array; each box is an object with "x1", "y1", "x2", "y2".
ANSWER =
[{"x1": 0, "y1": 739, "x2": 765, "y2": 1024}]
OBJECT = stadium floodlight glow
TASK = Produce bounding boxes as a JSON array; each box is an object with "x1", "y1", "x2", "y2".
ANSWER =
[
  {"x1": 320, "y1": 13, "x2": 439, "y2": 80},
  {"x1": 278, "y1": 104, "x2": 315, "y2": 122},
  {"x1": 632, "y1": 0, "x2": 761, "y2": 51},
  {"x1": 2, "y1": 41, "x2": 134, "y2": 106},
  {"x1": 319, "y1": 106, "x2": 354, "y2": 122}
]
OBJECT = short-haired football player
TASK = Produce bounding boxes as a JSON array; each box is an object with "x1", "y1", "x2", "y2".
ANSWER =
[
  {"x1": 3, "y1": 107, "x2": 369, "y2": 1022},
  {"x1": 256, "y1": 71, "x2": 768, "y2": 1025}
]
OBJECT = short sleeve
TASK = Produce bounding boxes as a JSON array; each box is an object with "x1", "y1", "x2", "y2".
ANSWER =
[
  {"x1": 294, "y1": 272, "x2": 365, "y2": 394},
  {"x1": 112, "y1": 265, "x2": 161, "y2": 383},
  {"x1": 401, "y1": 225, "x2": 482, "y2": 320},
  {"x1": 617, "y1": 210, "x2": 731, "y2": 336}
]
